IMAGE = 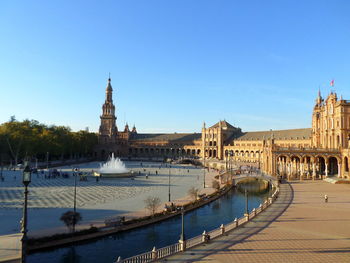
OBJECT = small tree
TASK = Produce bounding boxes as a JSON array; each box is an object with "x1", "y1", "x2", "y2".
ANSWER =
[
  {"x1": 188, "y1": 186, "x2": 199, "y2": 201},
  {"x1": 60, "y1": 211, "x2": 82, "y2": 232},
  {"x1": 212, "y1": 180, "x2": 220, "y2": 190},
  {"x1": 144, "y1": 196, "x2": 161, "y2": 216}
]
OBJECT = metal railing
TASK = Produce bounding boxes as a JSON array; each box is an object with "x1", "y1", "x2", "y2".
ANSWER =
[{"x1": 116, "y1": 179, "x2": 280, "y2": 263}]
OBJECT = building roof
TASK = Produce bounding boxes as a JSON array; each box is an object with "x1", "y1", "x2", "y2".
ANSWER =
[
  {"x1": 210, "y1": 120, "x2": 235, "y2": 129},
  {"x1": 235, "y1": 128, "x2": 312, "y2": 141},
  {"x1": 130, "y1": 133, "x2": 201, "y2": 142}
]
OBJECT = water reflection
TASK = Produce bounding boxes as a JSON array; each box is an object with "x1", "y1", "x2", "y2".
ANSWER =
[{"x1": 60, "y1": 247, "x2": 81, "y2": 263}]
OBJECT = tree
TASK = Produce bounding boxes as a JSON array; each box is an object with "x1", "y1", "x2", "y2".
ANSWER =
[
  {"x1": 212, "y1": 180, "x2": 220, "y2": 190},
  {"x1": 144, "y1": 196, "x2": 161, "y2": 216},
  {"x1": 60, "y1": 211, "x2": 82, "y2": 232},
  {"x1": 0, "y1": 118, "x2": 98, "y2": 164},
  {"x1": 188, "y1": 186, "x2": 199, "y2": 201}
]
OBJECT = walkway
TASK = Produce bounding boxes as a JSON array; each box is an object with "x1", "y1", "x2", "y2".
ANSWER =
[
  {"x1": 0, "y1": 234, "x2": 21, "y2": 263},
  {"x1": 164, "y1": 180, "x2": 350, "y2": 262}
]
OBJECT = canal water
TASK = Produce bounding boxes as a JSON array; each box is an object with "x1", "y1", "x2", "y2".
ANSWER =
[{"x1": 28, "y1": 186, "x2": 271, "y2": 263}]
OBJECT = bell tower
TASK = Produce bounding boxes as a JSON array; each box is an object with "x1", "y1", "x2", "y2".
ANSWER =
[{"x1": 99, "y1": 77, "x2": 117, "y2": 144}]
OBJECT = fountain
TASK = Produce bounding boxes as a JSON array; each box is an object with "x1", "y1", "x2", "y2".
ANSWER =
[{"x1": 95, "y1": 153, "x2": 132, "y2": 178}]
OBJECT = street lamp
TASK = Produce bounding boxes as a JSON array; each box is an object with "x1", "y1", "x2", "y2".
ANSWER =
[
  {"x1": 229, "y1": 152, "x2": 233, "y2": 181},
  {"x1": 245, "y1": 188, "x2": 249, "y2": 216},
  {"x1": 168, "y1": 169, "x2": 171, "y2": 202},
  {"x1": 21, "y1": 162, "x2": 31, "y2": 263},
  {"x1": 180, "y1": 206, "x2": 185, "y2": 241},
  {"x1": 46, "y1": 152, "x2": 49, "y2": 170},
  {"x1": 203, "y1": 159, "x2": 206, "y2": 189},
  {"x1": 73, "y1": 168, "x2": 78, "y2": 232},
  {"x1": 0, "y1": 161, "x2": 3, "y2": 182},
  {"x1": 0, "y1": 154, "x2": 3, "y2": 181}
]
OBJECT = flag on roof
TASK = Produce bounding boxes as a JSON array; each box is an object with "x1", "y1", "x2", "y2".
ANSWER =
[{"x1": 330, "y1": 79, "x2": 334, "y2": 87}]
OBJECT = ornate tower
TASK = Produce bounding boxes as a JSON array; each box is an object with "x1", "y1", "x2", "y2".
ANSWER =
[
  {"x1": 99, "y1": 77, "x2": 117, "y2": 144},
  {"x1": 312, "y1": 90, "x2": 323, "y2": 147}
]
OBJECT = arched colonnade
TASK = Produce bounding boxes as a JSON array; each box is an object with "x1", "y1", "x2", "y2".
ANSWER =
[{"x1": 276, "y1": 153, "x2": 346, "y2": 180}]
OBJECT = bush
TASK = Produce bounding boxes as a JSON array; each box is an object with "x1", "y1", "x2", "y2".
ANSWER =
[
  {"x1": 188, "y1": 186, "x2": 199, "y2": 201},
  {"x1": 144, "y1": 196, "x2": 161, "y2": 215},
  {"x1": 212, "y1": 180, "x2": 220, "y2": 190}
]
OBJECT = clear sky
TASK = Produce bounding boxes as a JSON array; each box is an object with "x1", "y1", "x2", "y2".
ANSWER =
[{"x1": 1, "y1": 0, "x2": 350, "y2": 133}]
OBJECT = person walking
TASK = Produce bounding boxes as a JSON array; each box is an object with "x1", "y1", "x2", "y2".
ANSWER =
[{"x1": 324, "y1": 194, "x2": 328, "y2": 203}]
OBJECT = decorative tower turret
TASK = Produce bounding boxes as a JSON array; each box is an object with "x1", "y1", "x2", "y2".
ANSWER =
[
  {"x1": 131, "y1": 124, "x2": 137, "y2": 133},
  {"x1": 124, "y1": 123, "x2": 130, "y2": 133},
  {"x1": 99, "y1": 77, "x2": 117, "y2": 144}
]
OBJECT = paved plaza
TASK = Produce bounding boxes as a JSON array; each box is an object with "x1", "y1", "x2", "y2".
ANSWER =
[
  {"x1": 0, "y1": 161, "x2": 217, "y2": 262},
  {"x1": 3, "y1": 168, "x2": 350, "y2": 263},
  {"x1": 166, "y1": 180, "x2": 350, "y2": 262},
  {"x1": 0, "y1": 161, "x2": 217, "y2": 234}
]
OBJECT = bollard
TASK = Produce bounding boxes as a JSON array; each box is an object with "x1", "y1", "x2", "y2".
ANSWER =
[
  {"x1": 152, "y1": 246, "x2": 157, "y2": 260},
  {"x1": 220, "y1": 224, "x2": 225, "y2": 234},
  {"x1": 202, "y1": 230, "x2": 207, "y2": 242},
  {"x1": 234, "y1": 217, "x2": 238, "y2": 227},
  {"x1": 179, "y1": 239, "x2": 186, "y2": 252}
]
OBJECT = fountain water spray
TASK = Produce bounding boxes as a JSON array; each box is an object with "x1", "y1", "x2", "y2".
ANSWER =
[{"x1": 97, "y1": 153, "x2": 132, "y2": 178}]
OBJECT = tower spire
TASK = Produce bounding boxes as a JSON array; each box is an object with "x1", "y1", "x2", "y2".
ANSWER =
[
  {"x1": 106, "y1": 76, "x2": 113, "y2": 98},
  {"x1": 316, "y1": 87, "x2": 322, "y2": 105}
]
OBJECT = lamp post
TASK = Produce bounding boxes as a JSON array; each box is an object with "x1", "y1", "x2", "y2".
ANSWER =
[
  {"x1": 180, "y1": 206, "x2": 185, "y2": 241},
  {"x1": 21, "y1": 163, "x2": 31, "y2": 263},
  {"x1": 168, "y1": 168, "x2": 171, "y2": 202},
  {"x1": 0, "y1": 156, "x2": 3, "y2": 182},
  {"x1": 229, "y1": 152, "x2": 233, "y2": 181},
  {"x1": 73, "y1": 168, "x2": 78, "y2": 232},
  {"x1": 245, "y1": 188, "x2": 249, "y2": 215},
  {"x1": 0, "y1": 165, "x2": 3, "y2": 182},
  {"x1": 46, "y1": 152, "x2": 49, "y2": 170},
  {"x1": 203, "y1": 159, "x2": 206, "y2": 189}
]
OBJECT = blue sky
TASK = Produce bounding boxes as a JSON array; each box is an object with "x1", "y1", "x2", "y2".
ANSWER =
[{"x1": 1, "y1": 0, "x2": 350, "y2": 133}]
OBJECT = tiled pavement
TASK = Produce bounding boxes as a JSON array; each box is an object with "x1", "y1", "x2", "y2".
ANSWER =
[
  {"x1": 164, "y1": 180, "x2": 350, "y2": 262},
  {"x1": 0, "y1": 234, "x2": 21, "y2": 263}
]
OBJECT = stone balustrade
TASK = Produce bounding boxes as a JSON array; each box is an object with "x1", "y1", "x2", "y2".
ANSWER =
[{"x1": 116, "y1": 178, "x2": 280, "y2": 263}]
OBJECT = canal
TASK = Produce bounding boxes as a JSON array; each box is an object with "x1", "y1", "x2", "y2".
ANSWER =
[{"x1": 28, "y1": 185, "x2": 271, "y2": 263}]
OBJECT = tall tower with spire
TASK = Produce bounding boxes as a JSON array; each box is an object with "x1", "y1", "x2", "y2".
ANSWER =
[{"x1": 99, "y1": 77, "x2": 117, "y2": 145}]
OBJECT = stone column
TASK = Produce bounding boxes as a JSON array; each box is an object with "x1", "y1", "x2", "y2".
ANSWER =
[
  {"x1": 338, "y1": 162, "x2": 342, "y2": 178},
  {"x1": 300, "y1": 160, "x2": 304, "y2": 181},
  {"x1": 312, "y1": 158, "x2": 316, "y2": 180},
  {"x1": 287, "y1": 159, "x2": 291, "y2": 181},
  {"x1": 152, "y1": 247, "x2": 157, "y2": 260},
  {"x1": 220, "y1": 224, "x2": 225, "y2": 234},
  {"x1": 179, "y1": 239, "x2": 186, "y2": 251},
  {"x1": 293, "y1": 159, "x2": 296, "y2": 179},
  {"x1": 325, "y1": 160, "x2": 328, "y2": 178}
]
